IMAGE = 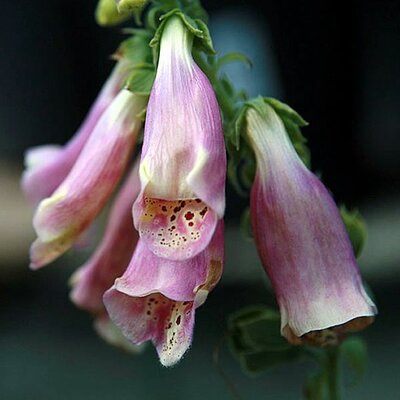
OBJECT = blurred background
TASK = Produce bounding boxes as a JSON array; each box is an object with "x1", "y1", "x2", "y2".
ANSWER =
[{"x1": 1, "y1": 0, "x2": 399, "y2": 399}]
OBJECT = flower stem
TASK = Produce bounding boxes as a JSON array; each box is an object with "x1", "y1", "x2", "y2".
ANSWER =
[{"x1": 326, "y1": 347, "x2": 341, "y2": 400}]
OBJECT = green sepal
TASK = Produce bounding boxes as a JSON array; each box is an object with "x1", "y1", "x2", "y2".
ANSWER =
[
  {"x1": 117, "y1": 30, "x2": 153, "y2": 65},
  {"x1": 340, "y1": 206, "x2": 367, "y2": 258},
  {"x1": 340, "y1": 337, "x2": 368, "y2": 386},
  {"x1": 95, "y1": 0, "x2": 131, "y2": 26},
  {"x1": 149, "y1": 0, "x2": 208, "y2": 22},
  {"x1": 231, "y1": 105, "x2": 247, "y2": 150},
  {"x1": 125, "y1": 63, "x2": 155, "y2": 96},
  {"x1": 228, "y1": 306, "x2": 301, "y2": 375},
  {"x1": 214, "y1": 52, "x2": 252, "y2": 72},
  {"x1": 263, "y1": 97, "x2": 311, "y2": 167},
  {"x1": 264, "y1": 97, "x2": 308, "y2": 127},
  {"x1": 226, "y1": 141, "x2": 246, "y2": 196},
  {"x1": 240, "y1": 207, "x2": 253, "y2": 239},
  {"x1": 150, "y1": 9, "x2": 215, "y2": 64}
]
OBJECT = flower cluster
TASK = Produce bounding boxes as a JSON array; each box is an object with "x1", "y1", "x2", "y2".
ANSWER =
[
  {"x1": 24, "y1": 15, "x2": 225, "y2": 366},
  {"x1": 23, "y1": 8, "x2": 376, "y2": 367}
]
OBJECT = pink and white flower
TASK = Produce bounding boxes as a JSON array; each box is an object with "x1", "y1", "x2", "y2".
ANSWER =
[
  {"x1": 22, "y1": 59, "x2": 132, "y2": 206},
  {"x1": 133, "y1": 15, "x2": 226, "y2": 262},
  {"x1": 30, "y1": 89, "x2": 145, "y2": 269},
  {"x1": 104, "y1": 221, "x2": 224, "y2": 366},
  {"x1": 246, "y1": 99, "x2": 377, "y2": 346},
  {"x1": 70, "y1": 161, "x2": 141, "y2": 314}
]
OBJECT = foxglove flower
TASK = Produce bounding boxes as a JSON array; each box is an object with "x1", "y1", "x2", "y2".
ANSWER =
[
  {"x1": 70, "y1": 161, "x2": 140, "y2": 314},
  {"x1": 22, "y1": 58, "x2": 132, "y2": 206},
  {"x1": 30, "y1": 89, "x2": 145, "y2": 269},
  {"x1": 246, "y1": 99, "x2": 376, "y2": 346},
  {"x1": 133, "y1": 15, "x2": 226, "y2": 261},
  {"x1": 104, "y1": 221, "x2": 224, "y2": 366},
  {"x1": 95, "y1": 314, "x2": 146, "y2": 353}
]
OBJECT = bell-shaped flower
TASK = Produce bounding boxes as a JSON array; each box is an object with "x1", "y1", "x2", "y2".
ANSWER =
[
  {"x1": 30, "y1": 89, "x2": 145, "y2": 269},
  {"x1": 133, "y1": 15, "x2": 226, "y2": 262},
  {"x1": 95, "y1": 314, "x2": 146, "y2": 353},
  {"x1": 70, "y1": 161, "x2": 141, "y2": 314},
  {"x1": 103, "y1": 221, "x2": 224, "y2": 366},
  {"x1": 245, "y1": 99, "x2": 377, "y2": 346},
  {"x1": 22, "y1": 58, "x2": 132, "y2": 206}
]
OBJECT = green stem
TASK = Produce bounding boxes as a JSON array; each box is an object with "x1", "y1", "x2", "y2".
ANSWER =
[{"x1": 326, "y1": 347, "x2": 341, "y2": 400}]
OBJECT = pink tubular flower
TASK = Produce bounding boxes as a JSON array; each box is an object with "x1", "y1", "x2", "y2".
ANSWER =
[
  {"x1": 133, "y1": 15, "x2": 226, "y2": 261},
  {"x1": 246, "y1": 99, "x2": 376, "y2": 346},
  {"x1": 30, "y1": 89, "x2": 145, "y2": 269},
  {"x1": 94, "y1": 314, "x2": 146, "y2": 354},
  {"x1": 103, "y1": 221, "x2": 224, "y2": 366},
  {"x1": 70, "y1": 160, "x2": 141, "y2": 314},
  {"x1": 22, "y1": 59, "x2": 132, "y2": 206}
]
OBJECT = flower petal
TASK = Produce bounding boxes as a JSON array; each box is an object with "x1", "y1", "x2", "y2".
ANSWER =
[
  {"x1": 30, "y1": 90, "x2": 144, "y2": 269},
  {"x1": 22, "y1": 59, "x2": 132, "y2": 206},
  {"x1": 136, "y1": 197, "x2": 217, "y2": 261},
  {"x1": 103, "y1": 289, "x2": 195, "y2": 366},
  {"x1": 94, "y1": 313, "x2": 146, "y2": 354},
  {"x1": 114, "y1": 221, "x2": 224, "y2": 301},
  {"x1": 133, "y1": 17, "x2": 226, "y2": 261},
  {"x1": 247, "y1": 101, "x2": 377, "y2": 345},
  {"x1": 70, "y1": 161, "x2": 141, "y2": 313}
]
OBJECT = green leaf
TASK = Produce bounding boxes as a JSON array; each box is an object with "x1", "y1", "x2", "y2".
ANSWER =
[
  {"x1": 339, "y1": 206, "x2": 367, "y2": 258},
  {"x1": 239, "y1": 348, "x2": 301, "y2": 375},
  {"x1": 118, "y1": 30, "x2": 153, "y2": 65},
  {"x1": 340, "y1": 337, "x2": 368, "y2": 385},
  {"x1": 215, "y1": 52, "x2": 253, "y2": 72},
  {"x1": 228, "y1": 306, "x2": 301, "y2": 374},
  {"x1": 125, "y1": 63, "x2": 155, "y2": 95}
]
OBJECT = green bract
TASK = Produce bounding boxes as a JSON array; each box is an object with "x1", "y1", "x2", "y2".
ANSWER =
[
  {"x1": 228, "y1": 306, "x2": 300, "y2": 374},
  {"x1": 150, "y1": 9, "x2": 215, "y2": 64},
  {"x1": 340, "y1": 206, "x2": 368, "y2": 258}
]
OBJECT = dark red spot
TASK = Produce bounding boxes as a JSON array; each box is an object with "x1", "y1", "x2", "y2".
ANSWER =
[
  {"x1": 176, "y1": 315, "x2": 181, "y2": 325},
  {"x1": 181, "y1": 201, "x2": 186, "y2": 207},
  {"x1": 200, "y1": 207, "x2": 208, "y2": 217},
  {"x1": 195, "y1": 198, "x2": 201, "y2": 203},
  {"x1": 173, "y1": 206, "x2": 181, "y2": 213},
  {"x1": 170, "y1": 215, "x2": 176, "y2": 222},
  {"x1": 161, "y1": 206, "x2": 167, "y2": 212},
  {"x1": 188, "y1": 222, "x2": 194, "y2": 227},
  {"x1": 184, "y1": 211, "x2": 194, "y2": 220}
]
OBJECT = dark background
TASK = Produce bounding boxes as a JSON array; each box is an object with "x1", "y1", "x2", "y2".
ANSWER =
[{"x1": 0, "y1": 1, "x2": 399, "y2": 399}]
